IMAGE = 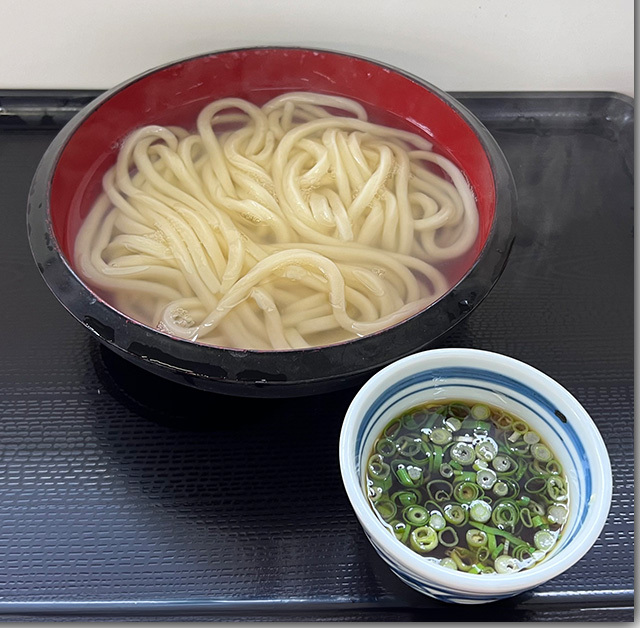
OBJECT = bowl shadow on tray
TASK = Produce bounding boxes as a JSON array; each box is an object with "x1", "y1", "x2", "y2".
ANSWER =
[
  {"x1": 91, "y1": 339, "x2": 361, "y2": 431},
  {"x1": 87, "y1": 340, "x2": 375, "y2": 586},
  {"x1": 82, "y1": 328, "x2": 546, "y2": 614}
]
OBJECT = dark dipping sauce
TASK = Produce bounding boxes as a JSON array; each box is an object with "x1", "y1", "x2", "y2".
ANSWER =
[{"x1": 365, "y1": 400, "x2": 569, "y2": 574}]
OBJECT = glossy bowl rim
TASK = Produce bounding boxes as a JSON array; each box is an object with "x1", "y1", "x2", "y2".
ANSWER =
[
  {"x1": 339, "y1": 347, "x2": 612, "y2": 596},
  {"x1": 27, "y1": 46, "x2": 517, "y2": 393}
]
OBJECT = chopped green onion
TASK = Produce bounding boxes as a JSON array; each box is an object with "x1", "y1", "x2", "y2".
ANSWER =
[
  {"x1": 524, "y1": 476, "x2": 547, "y2": 494},
  {"x1": 426, "y1": 479, "x2": 453, "y2": 502},
  {"x1": 428, "y1": 512, "x2": 446, "y2": 531},
  {"x1": 443, "y1": 502, "x2": 468, "y2": 526},
  {"x1": 546, "y1": 459, "x2": 563, "y2": 475},
  {"x1": 448, "y1": 547, "x2": 476, "y2": 571},
  {"x1": 391, "y1": 489, "x2": 420, "y2": 508},
  {"x1": 453, "y1": 481, "x2": 481, "y2": 503},
  {"x1": 461, "y1": 418, "x2": 492, "y2": 433},
  {"x1": 491, "y1": 500, "x2": 519, "y2": 529},
  {"x1": 494, "y1": 413, "x2": 513, "y2": 428},
  {"x1": 492, "y1": 481, "x2": 508, "y2": 497},
  {"x1": 519, "y1": 508, "x2": 533, "y2": 528},
  {"x1": 468, "y1": 521, "x2": 528, "y2": 547},
  {"x1": 448, "y1": 402, "x2": 471, "y2": 419},
  {"x1": 403, "y1": 505, "x2": 430, "y2": 526},
  {"x1": 440, "y1": 557, "x2": 458, "y2": 570},
  {"x1": 471, "y1": 404, "x2": 491, "y2": 420},
  {"x1": 376, "y1": 438, "x2": 396, "y2": 456},
  {"x1": 410, "y1": 526, "x2": 438, "y2": 553},
  {"x1": 475, "y1": 438, "x2": 498, "y2": 462},
  {"x1": 367, "y1": 484, "x2": 382, "y2": 502},
  {"x1": 507, "y1": 441, "x2": 530, "y2": 456},
  {"x1": 453, "y1": 470, "x2": 477, "y2": 482},
  {"x1": 439, "y1": 462, "x2": 454, "y2": 479},
  {"x1": 393, "y1": 463, "x2": 415, "y2": 487},
  {"x1": 395, "y1": 435, "x2": 423, "y2": 457},
  {"x1": 494, "y1": 554, "x2": 522, "y2": 574},
  {"x1": 445, "y1": 416, "x2": 462, "y2": 432},
  {"x1": 423, "y1": 500, "x2": 442, "y2": 514},
  {"x1": 473, "y1": 459, "x2": 489, "y2": 471},
  {"x1": 469, "y1": 499, "x2": 493, "y2": 523},
  {"x1": 368, "y1": 454, "x2": 391, "y2": 479},
  {"x1": 490, "y1": 542, "x2": 504, "y2": 560},
  {"x1": 432, "y1": 445, "x2": 443, "y2": 470},
  {"x1": 547, "y1": 476, "x2": 568, "y2": 501},
  {"x1": 374, "y1": 499, "x2": 397, "y2": 521},
  {"x1": 383, "y1": 419, "x2": 401, "y2": 440},
  {"x1": 528, "y1": 500, "x2": 546, "y2": 516},
  {"x1": 390, "y1": 520, "x2": 411, "y2": 543},
  {"x1": 533, "y1": 529, "x2": 557, "y2": 552},
  {"x1": 492, "y1": 454, "x2": 512, "y2": 473},
  {"x1": 476, "y1": 468, "x2": 497, "y2": 489},
  {"x1": 531, "y1": 443, "x2": 553, "y2": 462},
  {"x1": 430, "y1": 427, "x2": 453, "y2": 445},
  {"x1": 501, "y1": 477, "x2": 521, "y2": 498},
  {"x1": 476, "y1": 546, "x2": 490, "y2": 563},
  {"x1": 547, "y1": 504, "x2": 569, "y2": 525},
  {"x1": 466, "y1": 529, "x2": 488, "y2": 548},
  {"x1": 438, "y1": 526, "x2": 459, "y2": 547},
  {"x1": 402, "y1": 410, "x2": 428, "y2": 430},
  {"x1": 450, "y1": 442, "x2": 475, "y2": 465},
  {"x1": 523, "y1": 431, "x2": 541, "y2": 445},
  {"x1": 513, "y1": 458, "x2": 528, "y2": 482},
  {"x1": 531, "y1": 514, "x2": 548, "y2": 529},
  {"x1": 512, "y1": 544, "x2": 535, "y2": 563}
]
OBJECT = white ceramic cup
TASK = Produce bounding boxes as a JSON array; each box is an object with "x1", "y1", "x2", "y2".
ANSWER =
[{"x1": 339, "y1": 348, "x2": 612, "y2": 604}]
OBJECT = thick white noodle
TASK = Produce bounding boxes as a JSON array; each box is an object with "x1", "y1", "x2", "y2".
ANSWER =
[{"x1": 74, "y1": 93, "x2": 479, "y2": 349}]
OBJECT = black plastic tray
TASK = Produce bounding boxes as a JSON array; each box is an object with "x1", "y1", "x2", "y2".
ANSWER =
[{"x1": 0, "y1": 91, "x2": 633, "y2": 621}]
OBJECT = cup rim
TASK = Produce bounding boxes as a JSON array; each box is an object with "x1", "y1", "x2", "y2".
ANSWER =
[{"x1": 339, "y1": 348, "x2": 612, "y2": 595}]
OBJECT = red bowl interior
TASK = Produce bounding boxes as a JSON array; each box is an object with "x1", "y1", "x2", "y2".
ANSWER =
[{"x1": 50, "y1": 47, "x2": 495, "y2": 289}]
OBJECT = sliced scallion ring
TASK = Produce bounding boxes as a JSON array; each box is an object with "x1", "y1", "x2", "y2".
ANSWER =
[
  {"x1": 471, "y1": 404, "x2": 491, "y2": 420},
  {"x1": 410, "y1": 526, "x2": 438, "y2": 553},
  {"x1": 428, "y1": 512, "x2": 447, "y2": 531},
  {"x1": 523, "y1": 430, "x2": 541, "y2": 445},
  {"x1": 531, "y1": 442, "x2": 553, "y2": 462},
  {"x1": 403, "y1": 505, "x2": 430, "y2": 526},
  {"x1": 469, "y1": 499, "x2": 492, "y2": 523},
  {"x1": 547, "y1": 504, "x2": 569, "y2": 525},
  {"x1": 430, "y1": 427, "x2": 453, "y2": 445},
  {"x1": 494, "y1": 554, "x2": 522, "y2": 574},
  {"x1": 492, "y1": 481, "x2": 509, "y2": 497},
  {"x1": 466, "y1": 528, "x2": 488, "y2": 548},
  {"x1": 374, "y1": 499, "x2": 397, "y2": 521},
  {"x1": 475, "y1": 438, "x2": 498, "y2": 462},
  {"x1": 445, "y1": 416, "x2": 462, "y2": 432},
  {"x1": 534, "y1": 529, "x2": 557, "y2": 552},
  {"x1": 492, "y1": 454, "x2": 512, "y2": 472},
  {"x1": 450, "y1": 442, "x2": 475, "y2": 465},
  {"x1": 476, "y1": 468, "x2": 497, "y2": 490}
]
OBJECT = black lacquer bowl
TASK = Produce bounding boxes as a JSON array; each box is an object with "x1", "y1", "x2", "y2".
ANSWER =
[{"x1": 27, "y1": 47, "x2": 516, "y2": 397}]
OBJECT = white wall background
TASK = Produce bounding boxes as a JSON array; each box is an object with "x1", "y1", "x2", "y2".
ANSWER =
[{"x1": 1, "y1": 0, "x2": 634, "y2": 96}]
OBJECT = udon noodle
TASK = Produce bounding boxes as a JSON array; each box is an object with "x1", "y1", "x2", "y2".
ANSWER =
[{"x1": 74, "y1": 92, "x2": 479, "y2": 350}]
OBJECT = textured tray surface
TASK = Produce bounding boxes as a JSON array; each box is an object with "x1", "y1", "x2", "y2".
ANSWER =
[{"x1": 0, "y1": 92, "x2": 634, "y2": 621}]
